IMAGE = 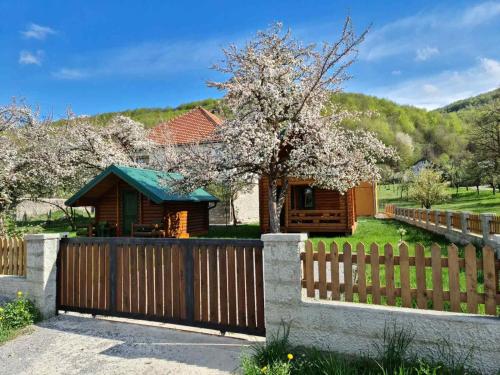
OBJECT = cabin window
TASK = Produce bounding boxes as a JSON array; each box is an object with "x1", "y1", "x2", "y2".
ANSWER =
[
  {"x1": 291, "y1": 186, "x2": 315, "y2": 210},
  {"x1": 135, "y1": 155, "x2": 150, "y2": 165},
  {"x1": 303, "y1": 187, "x2": 314, "y2": 209}
]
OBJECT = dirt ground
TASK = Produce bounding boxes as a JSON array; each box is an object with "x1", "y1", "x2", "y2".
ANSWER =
[{"x1": 0, "y1": 313, "x2": 262, "y2": 374}]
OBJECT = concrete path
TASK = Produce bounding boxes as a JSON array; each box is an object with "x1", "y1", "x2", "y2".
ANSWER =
[{"x1": 0, "y1": 314, "x2": 259, "y2": 375}]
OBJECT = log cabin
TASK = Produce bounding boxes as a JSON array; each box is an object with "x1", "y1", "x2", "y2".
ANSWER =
[
  {"x1": 65, "y1": 165, "x2": 218, "y2": 237},
  {"x1": 259, "y1": 177, "x2": 377, "y2": 235}
]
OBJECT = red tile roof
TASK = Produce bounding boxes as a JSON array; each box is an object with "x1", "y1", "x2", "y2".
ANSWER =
[{"x1": 149, "y1": 107, "x2": 222, "y2": 145}]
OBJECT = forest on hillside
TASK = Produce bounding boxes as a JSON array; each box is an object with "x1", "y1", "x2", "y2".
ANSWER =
[{"x1": 82, "y1": 88, "x2": 499, "y2": 191}]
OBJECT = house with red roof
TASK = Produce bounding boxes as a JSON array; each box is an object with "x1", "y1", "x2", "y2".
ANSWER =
[
  {"x1": 148, "y1": 107, "x2": 222, "y2": 146},
  {"x1": 148, "y1": 107, "x2": 260, "y2": 225}
]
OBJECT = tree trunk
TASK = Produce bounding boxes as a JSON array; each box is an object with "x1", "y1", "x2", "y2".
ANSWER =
[
  {"x1": 267, "y1": 177, "x2": 288, "y2": 233},
  {"x1": 230, "y1": 197, "x2": 238, "y2": 226},
  {"x1": 268, "y1": 178, "x2": 279, "y2": 233},
  {"x1": 476, "y1": 185, "x2": 480, "y2": 196}
]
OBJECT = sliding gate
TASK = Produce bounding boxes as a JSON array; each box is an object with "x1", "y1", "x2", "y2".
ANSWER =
[{"x1": 57, "y1": 237, "x2": 265, "y2": 336}]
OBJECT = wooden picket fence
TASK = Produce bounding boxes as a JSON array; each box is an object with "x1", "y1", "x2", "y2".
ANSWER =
[
  {"x1": 0, "y1": 237, "x2": 26, "y2": 276},
  {"x1": 301, "y1": 240, "x2": 500, "y2": 316}
]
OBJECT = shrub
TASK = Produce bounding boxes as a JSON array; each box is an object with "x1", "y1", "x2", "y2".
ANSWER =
[
  {"x1": 241, "y1": 322, "x2": 479, "y2": 375},
  {"x1": 0, "y1": 291, "x2": 41, "y2": 330}
]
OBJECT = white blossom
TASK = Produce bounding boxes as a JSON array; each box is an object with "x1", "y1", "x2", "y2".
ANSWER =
[{"x1": 180, "y1": 20, "x2": 397, "y2": 232}]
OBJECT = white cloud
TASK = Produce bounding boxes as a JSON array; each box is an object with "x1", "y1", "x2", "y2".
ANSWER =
[
  {"x1": 19, "y1": 50, "x2": 43, "y2": 65},
  {"x1": 21, "y1": 23, "x2": 56, "y2": 40},
  {"x1": 52, "y1": 68, "x2": 87, "y2": 80},
  {"x1": 415, "y1": 46, "x2": 439, "y2": 61},
  {"x1": 422, "y1": 84, "x2": 439, "y2": 94},
  {"x1": 462, "y1": 1, "x2": 500, "y2": 26},
  {"x1": 52, "y1": 38, "x2": 227, "y2": 80},
  {"x1": 361, "y1": 1, "x2": 500, "y2": 61},
  {"x1": 370, "y1": 57, "x2": 500, "y2": 109},
  {"x1": 391, "y1": 70, "x2": 402, "y2": 75}
]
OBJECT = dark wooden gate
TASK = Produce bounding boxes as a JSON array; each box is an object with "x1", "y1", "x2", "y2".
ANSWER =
[{"x1": 57, "y1": 237, "x2": 265, "y2": 336}]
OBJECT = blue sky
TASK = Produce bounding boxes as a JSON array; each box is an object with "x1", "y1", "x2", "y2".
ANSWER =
[{"x1": 1, "y1": 0, "x2": 499, "y2": 118}]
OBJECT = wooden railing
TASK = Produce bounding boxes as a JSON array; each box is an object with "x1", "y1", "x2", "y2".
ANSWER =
[
  {"x1": 490, "y1": 216, "x2": 500, "y2": 234},
  {"x1": 288, "y1": 209, "x2": 346, "y2": 228},
  {"x1": 386, "y1": 205, "x2": 500, "y2": 236},
  {"x1": 301, "y1": 240, "x2": 500, "y2": 315},
  {"x1": 0, "y1": 237, "x2": 26, "y2": 276},
  {"x1": 468, "y1": 214, "x2": 482, "y2": 235}
]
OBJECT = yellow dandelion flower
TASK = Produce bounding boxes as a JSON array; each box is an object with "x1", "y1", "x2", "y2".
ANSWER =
[
  {"x1": 261, "y1": 366, "x2": 267, "y2": 373},
  {"x1": 17, "y1": 291, "x2": 23, "y2": 297},
  {"x1": 287, "y1": 353, "x2": 294, "y2": 361}
]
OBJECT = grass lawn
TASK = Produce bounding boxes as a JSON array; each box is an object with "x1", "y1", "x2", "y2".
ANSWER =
[
  {"x1": 379, "y1": 185, "x2": 500, "y2": 214},
  {"x1": 12, "y1": 210, "x2": 91, "y2": 237},
  {"x1": 200, "y1": 218, "x2": 455, "y2": 253}
]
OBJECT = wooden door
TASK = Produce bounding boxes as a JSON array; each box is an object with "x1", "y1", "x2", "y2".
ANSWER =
[{"x1": 122, "y1": 190, "x2": 138, "y2": 235}]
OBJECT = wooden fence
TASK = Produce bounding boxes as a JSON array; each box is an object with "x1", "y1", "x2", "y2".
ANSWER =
[
  {"x1": 0, "y1": 237, "x2": 26, "y2": 276},
  {"x1": 301, "y1": 240, "x2": 500, "y2": 315},
  {"x1": 385, "y1": 204, "x2": 500, "y2": 236},
  {"x1": 58, "y1": 237, "x2": 265, "y2": 335}
]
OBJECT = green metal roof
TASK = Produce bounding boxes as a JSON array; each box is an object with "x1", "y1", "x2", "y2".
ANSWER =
[{"x1": 65, "y1": 164, "x2": 218, "y2": 206}]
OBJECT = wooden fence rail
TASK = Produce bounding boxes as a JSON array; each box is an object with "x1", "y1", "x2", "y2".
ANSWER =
[
  {"x1": 0, "y1": 237, "x2": 26, "y2": 276},
  {"x1": 301, "y1": 240, "x2": 500, "y2": 316},
  {"x1": 385, "y1": 204, "x2": 500, "y2": 236}
]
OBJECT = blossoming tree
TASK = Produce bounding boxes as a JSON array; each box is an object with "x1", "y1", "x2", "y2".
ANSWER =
[
  {"x1": 180, "y1": 19, "x2": 397, "y2": 232},
  {"x1": 0, "y1": 102, "x2": 153, "y2": 231}
]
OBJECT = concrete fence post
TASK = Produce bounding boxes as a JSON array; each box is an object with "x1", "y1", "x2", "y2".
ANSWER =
[
  {"x1": 261, "y1": 233, "x2": 307, "y2": 339},
  {"x1": 446, "y1": 211, "x2": 453, "y2": 231},
  {"x1": 25, "y1": 233, "x2": 61, "y2": 319},
  {"x1": 480, "y1": 214, "x2": 494, "y2": 242},
  {"x1": 461, "y1": 212, "x2": 470, "y2": 235},
  {"x1": 425, "y1": 209, "x2": 431, "y2": 229}
]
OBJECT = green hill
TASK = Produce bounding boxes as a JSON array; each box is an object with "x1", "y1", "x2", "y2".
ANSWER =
[
  {"x1": 85, "y1": 92, "x2": 481, "y2": 170},
  {"x1": 87, "y1": 98, "x2": 221, "y2": 128},
  {"x1": 328, "y1": 93, "x2": 467, "y2": 168},
  {"x1": 438, "y1": 87, "x2": 499, "y2": 114}
]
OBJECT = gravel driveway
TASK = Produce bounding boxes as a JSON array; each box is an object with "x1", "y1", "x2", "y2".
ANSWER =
[{"x1": 0, "y1": 314, "x2": 259, "y2": 374}]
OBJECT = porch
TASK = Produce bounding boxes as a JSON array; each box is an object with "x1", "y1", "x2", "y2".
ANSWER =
[{"x1": 259, "y1": 177, "x2": 357, "y2": 234}]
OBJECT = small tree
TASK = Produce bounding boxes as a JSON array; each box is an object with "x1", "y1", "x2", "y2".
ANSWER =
[
  {"x1": 409, "y1": 168, "x2": 449, "y2": 209},
  {"x1": 179, "y1": 20, "x2": 396, "y2": 232}
]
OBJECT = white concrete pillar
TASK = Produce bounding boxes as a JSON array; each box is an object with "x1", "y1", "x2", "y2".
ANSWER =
[
  {"x1": 262, "y1": 233, "x2": 307, "y2": 340},
  {"x1": 461, "y1": 212, "x2": 470, "y2": 235},
  {"x1": 25, "y1": 233, "x2": 61, "y2": 319},
  {"x1": 480, "y1": 214, "x2": 495, "y2": 242}
]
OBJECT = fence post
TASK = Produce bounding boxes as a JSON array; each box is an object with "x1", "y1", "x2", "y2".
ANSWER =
[
  {"x1": 425, "y1": 209, "x2": 431, "y2": 229},
  {"x1": 24, "y1": 233, "x2": 61, "y2": 319},
  {"x1": 446, "y1": 211, "x2": 453, "y2": 231},
  {"x1": 461, "y1": 212, "x2": 470, "y2": 235},
  {"x1": 480, "y1": 214, "x2": 494, "y2": 242},
  {"x1": 434, "y1": 210, "x2": 440, "y2": 228},
  {"x1": 261, "y1": 233, "x2": 307, "y2": 340}
]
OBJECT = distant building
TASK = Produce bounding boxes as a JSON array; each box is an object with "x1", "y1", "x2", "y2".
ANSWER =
[{"x1": 148, "y1": 107, "x2": 260, "y2": 225}]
